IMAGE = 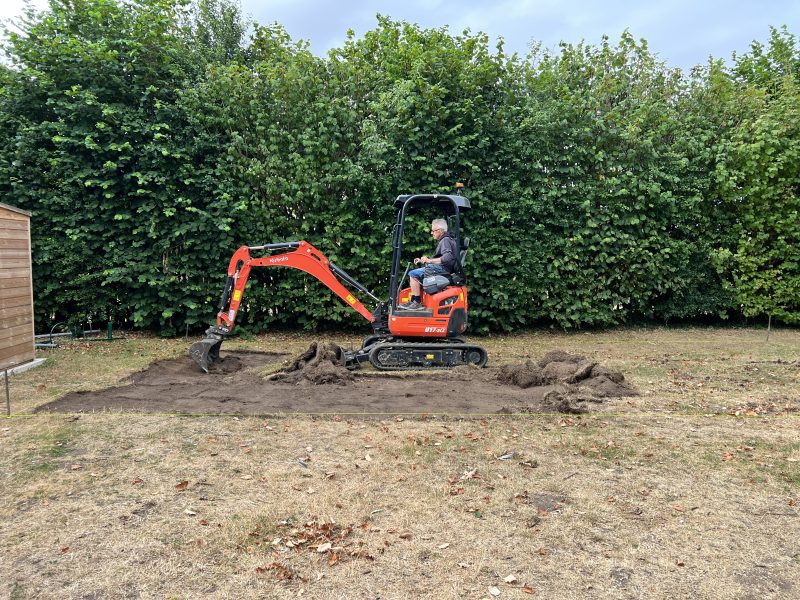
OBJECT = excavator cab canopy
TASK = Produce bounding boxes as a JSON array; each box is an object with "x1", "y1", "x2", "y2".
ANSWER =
[{"x1": 393, "y1": 194, "x2": 472, "y2": 214}]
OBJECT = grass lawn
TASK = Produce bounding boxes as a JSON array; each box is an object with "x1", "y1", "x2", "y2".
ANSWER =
[{"x1": 1, "y1": 327, "x2": 798, "y2": 599}]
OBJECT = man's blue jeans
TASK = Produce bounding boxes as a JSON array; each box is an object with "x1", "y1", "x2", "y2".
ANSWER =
[{"x1": 410, "y1": 264, "x2": 448, "y2": 282}]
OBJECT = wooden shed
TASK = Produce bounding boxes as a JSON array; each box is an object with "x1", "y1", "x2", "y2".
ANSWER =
[{"x1": 0, "y1": 202, "x2": 35, "y2": 371}]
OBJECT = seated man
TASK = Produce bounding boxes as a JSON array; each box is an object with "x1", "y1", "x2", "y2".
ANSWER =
[{"x1": 399, "y1": 218, "x2": 457, "y2": 310}]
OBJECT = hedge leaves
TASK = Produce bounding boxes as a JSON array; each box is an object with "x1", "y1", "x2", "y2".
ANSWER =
[{"x1": 1, "y1": 1, "x2": 797, "y2": 333}]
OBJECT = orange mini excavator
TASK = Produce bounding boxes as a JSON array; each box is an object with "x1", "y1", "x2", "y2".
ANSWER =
[{"x1": 189, "y1": 189, "x2": 488, "y2": 372}]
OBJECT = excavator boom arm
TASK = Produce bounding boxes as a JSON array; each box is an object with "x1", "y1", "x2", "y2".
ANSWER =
[
  {"x1": 190, "y1": 240, "x2": 378, "y2": 372},
  {"x1": 217, "y1": 241, "x2": 377, "y2": 329}
]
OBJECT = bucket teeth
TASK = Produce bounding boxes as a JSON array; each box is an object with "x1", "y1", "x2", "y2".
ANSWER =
[{"x1": 189, "y1": 338, "x2": 223, "y2": 373}]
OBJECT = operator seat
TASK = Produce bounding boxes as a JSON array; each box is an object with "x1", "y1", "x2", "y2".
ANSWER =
[{"x1": 459, "y1": 236, "x2": 470, "y2": 267}]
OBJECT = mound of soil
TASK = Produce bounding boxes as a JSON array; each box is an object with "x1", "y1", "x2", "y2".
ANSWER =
[
  {"x1": 497, "y1": 350, "x2": 637, "y2": 413},
  {"x1": 268, "y1": 342, "x2": 354, "y2": 385}
]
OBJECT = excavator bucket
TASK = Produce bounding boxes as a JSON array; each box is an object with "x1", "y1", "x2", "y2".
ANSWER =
[{"x1": 189, "y1": 336, "x2": 223, "y2": 373}]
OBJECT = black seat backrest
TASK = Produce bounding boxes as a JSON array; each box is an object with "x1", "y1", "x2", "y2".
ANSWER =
[{"x1": 459, "y1": 237, "x2": 470, "y2": 267}]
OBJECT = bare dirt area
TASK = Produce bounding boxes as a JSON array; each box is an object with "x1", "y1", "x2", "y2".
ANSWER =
[{"x1": 35, "y1": 346, "x2": 637, "y2": 416}]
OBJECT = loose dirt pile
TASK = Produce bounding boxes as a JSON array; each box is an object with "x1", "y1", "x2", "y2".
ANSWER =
[
  {"x1": 35, "y1": 346, "x2": 637, "y2": 416},
  {"x1": 497, "y1": 350, "x2": 637, "y2": 414},
  {"x1": 268, "y1": 341, "x2": 354, "y2": 385}
]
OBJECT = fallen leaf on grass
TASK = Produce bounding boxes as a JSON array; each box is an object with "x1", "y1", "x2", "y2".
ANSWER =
[
  {"x1": 789, "y1": 499, "x2": 797, "y2": 507},
  {"x1": 489, "y1": 586, "x2": 501, "y2": 597},
  {"x1": 522, "y1": 585, "x2": 535, "y2": 594},
  {"x1": 175, "y1": 480, "x2": 189, "y2": 491},
  {"x1": 504, "y1": 574, "x2": 518, "y2": 584},
  {"x1": 131, "y1": 477, "x2": 143, "y2": 485},
  {"x1": 256, "y1": 562, "x2": 293, "y2": 581},
  {"x1": 317, "y1": 542, "x2": 332, "y2": 553},
  {"x1": 538, "y1": 547, "x2": 547, "y2": 556},
  {"x1": 184, "y1": 508, "x2": 197, "y2": 516},
  {"x1": 350, "y1": 547, "x2": 374, "y2": 560},
  {"x1": 460, "y1": 468, "x2": 478, "y2": 481},
  {"x1": 437, "y1": 543, "x2": 450, "y2": 549},
  {"x1": 70, "y1": 464, "x2": 82, "y2": 471},
  {"x1": 399, "y1": 532, "x2": 412, "y2": 540},
  {"x1": 328, "y1": 552, "x2": 338, "y2": 566}
]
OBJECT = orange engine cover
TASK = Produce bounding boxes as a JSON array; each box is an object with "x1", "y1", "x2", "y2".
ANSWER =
[{"x1": 390, "y1": 285, "x2": 469, "y2": 338}]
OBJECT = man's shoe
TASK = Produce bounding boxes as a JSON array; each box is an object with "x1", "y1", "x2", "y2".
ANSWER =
[{"x1": 398, "y1": 300, "x2": 424, "y2": 310}]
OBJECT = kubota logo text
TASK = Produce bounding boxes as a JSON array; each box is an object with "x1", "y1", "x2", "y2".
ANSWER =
[{"x1": 268, "y1": 256, "x2": 289, "y2": 264}]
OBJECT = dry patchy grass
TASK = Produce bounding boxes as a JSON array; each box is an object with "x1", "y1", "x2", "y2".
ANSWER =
[{"x1": 1, "y1": 327, "x2": 799, "y2": 599}]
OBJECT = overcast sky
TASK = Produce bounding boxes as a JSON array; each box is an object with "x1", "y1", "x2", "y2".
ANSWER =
[{"x1": 2, "y1": 0, "x2": 798, "y2": 71}]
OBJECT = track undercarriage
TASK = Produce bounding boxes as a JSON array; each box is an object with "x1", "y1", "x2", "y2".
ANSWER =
[{"x1": 346, "y1": 336, "x2": 488, "y2": 371}]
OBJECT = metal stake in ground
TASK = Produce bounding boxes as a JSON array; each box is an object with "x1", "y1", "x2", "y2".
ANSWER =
[{"x1": 4, "y1": 369, "x2": 9, "y2": 416}]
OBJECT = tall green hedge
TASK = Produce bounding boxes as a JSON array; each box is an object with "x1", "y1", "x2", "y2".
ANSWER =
[{"x1": 1, "y1": 2, "x2": 797, "y2": 333}]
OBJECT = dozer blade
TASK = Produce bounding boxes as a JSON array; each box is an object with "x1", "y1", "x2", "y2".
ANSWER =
[{"x1": 189, "y1": 337, "x2": 223, "y2": 373}]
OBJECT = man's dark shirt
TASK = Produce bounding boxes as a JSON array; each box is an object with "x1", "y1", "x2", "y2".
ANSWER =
[{"x1": 433, "y1": 233, "x2": 458, "y2": 272}]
